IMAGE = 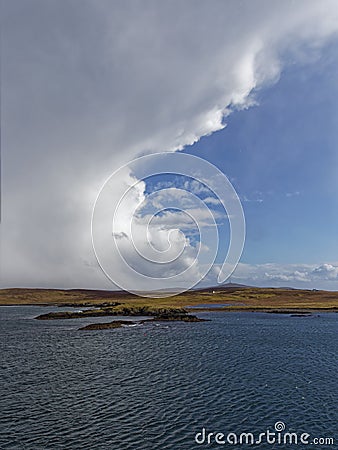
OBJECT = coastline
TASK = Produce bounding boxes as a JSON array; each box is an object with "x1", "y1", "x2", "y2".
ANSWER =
[
  {"x1": 1, "y1": 286, "x2": 337, "y2": 330},
  {"x1": 1, "y1": 285, "x2": 336, "y2": 316},
  {"x1": 1, "y1": 286, "x2": 338, "y2": 311}
]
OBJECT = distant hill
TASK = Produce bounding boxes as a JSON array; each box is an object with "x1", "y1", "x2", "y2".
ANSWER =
[
  {"x1": 221, "y1": 282, "x2": 252, "y2": 289},
  {"x1": 200, "y1": 282, "x2": 299, "y2": 292},
  {"x1": 197, "y1": 282, "x2": 252, "y2": 292}
]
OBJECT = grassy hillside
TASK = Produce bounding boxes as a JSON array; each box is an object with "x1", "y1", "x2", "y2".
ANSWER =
[{"x1": 1, "y1": 286, "x2": 338, "y2": 311}]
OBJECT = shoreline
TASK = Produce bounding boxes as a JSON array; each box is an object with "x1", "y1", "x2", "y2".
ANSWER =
[
  {"x1": 1, "y1": 286, "x2": 337, "y2": 330},
  {"x1": 2, "y1": 293, "x2": 337, "y2": 330},
  {"x1": 1, "y1": 304, "x2": 337, "y2": 313},
  {"x1": 1, "y1": 286, "x2": 338, "y2": 310}
]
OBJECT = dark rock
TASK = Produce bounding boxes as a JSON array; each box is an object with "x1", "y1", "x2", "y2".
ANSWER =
[{"x1": 79, "y1": 320, "x2": 136, "y2": 330}]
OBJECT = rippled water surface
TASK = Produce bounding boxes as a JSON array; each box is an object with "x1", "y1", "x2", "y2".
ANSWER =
[{"x1": 1, "y1": 307, "x2": 337, "y2": 449}]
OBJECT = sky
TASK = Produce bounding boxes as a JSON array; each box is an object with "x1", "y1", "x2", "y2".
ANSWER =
[
  {"x1": 186, "y1": 41, "x2": 338, "y2": 289},
  {"x1": 1, "y1": 0, "x2": 338, "y2": 292}
]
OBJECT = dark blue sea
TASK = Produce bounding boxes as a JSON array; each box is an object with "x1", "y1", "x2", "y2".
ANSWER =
[{"x1": 0, "y1": 306, "x2": 337, "y2": 449}]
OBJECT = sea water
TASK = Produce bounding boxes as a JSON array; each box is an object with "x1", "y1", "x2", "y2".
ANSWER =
[{"x1": 0, "y1": 307, "x2": 337, "y2": 449}]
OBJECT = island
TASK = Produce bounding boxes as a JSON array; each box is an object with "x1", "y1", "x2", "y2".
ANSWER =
[{"x1": 1, "y1": 285, "x2": 337, "y2": 330}]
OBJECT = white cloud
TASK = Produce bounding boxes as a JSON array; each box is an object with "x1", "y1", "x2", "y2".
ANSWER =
[
  {"x1": 227, "y1": 262, "x2": 338, "y2": 289},
  {"x1": 203, "y1": 197, "x2": 221, "y2": 206},
  {"x1": 1, "y1": 1, "x2": 338, "y2": 288},
  {"x1": 183, "y1": 180, "x2": 211, "y2": 195},
  {"x1": 286, "y1": 191, "x2": 301, "y2": 198},
  {"x1": 241, "y1": 195, "x2": 264, "y2": 203},
  {"x1": 311, "y1": 264, "x2": 338, "y2": 280},
  {"x1": 92, "y1": 171, "x2": 206, "y2": 290}
]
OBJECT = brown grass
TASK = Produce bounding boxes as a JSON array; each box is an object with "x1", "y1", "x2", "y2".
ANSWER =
[{"x1": 1, "y1": 287, "x2": 338, "y2": 312}]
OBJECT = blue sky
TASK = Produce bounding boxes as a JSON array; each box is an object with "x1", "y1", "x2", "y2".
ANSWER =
[{"x1": 184, "y1": 41, "x2": 338, "y2": 271}]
